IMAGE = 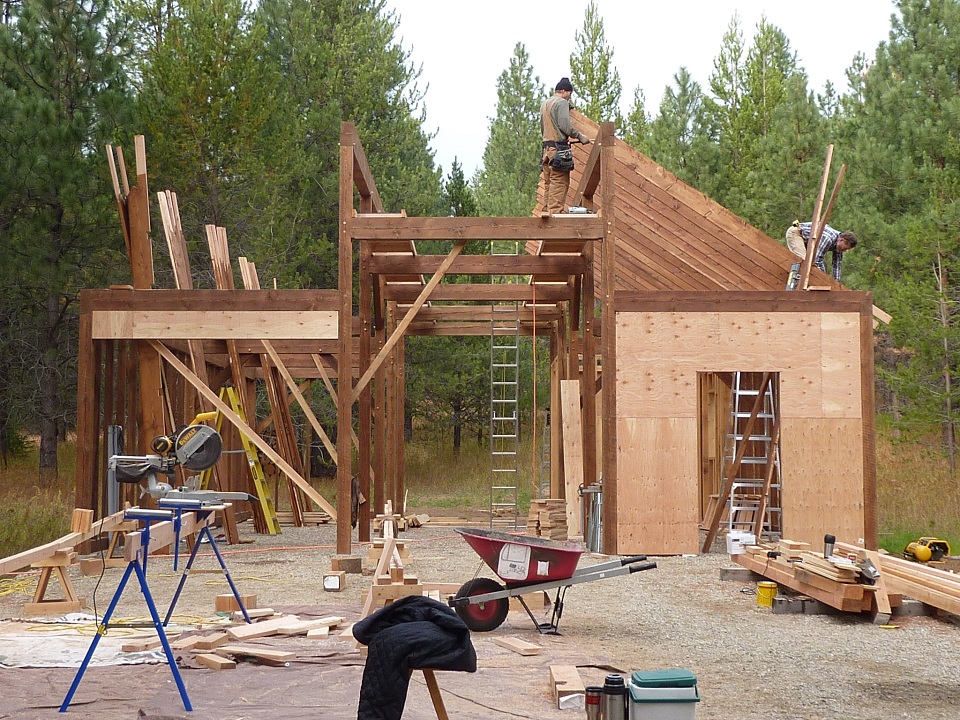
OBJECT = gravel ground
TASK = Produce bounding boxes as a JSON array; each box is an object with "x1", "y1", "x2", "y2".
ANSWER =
[{"x1": 2, "y1": 519, "x2": 959, "y2": 719}]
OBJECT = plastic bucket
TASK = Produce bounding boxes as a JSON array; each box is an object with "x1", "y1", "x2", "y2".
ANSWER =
[{"x1": 756, "y1": 581, "x2": 777, "y2": 607}]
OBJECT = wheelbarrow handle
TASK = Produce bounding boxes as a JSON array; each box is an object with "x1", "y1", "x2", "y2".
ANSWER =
[
  {"x1": 628, "y1": 561, "x2": 657, "y2": 573},
  {"x1": 620, "y1": 555, "x2": 648, "y2": 565}
]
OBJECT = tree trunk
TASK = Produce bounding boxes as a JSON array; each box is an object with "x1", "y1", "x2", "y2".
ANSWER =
[{"x1": 38, "y1": 293, "x2": 61, "y2": 482}]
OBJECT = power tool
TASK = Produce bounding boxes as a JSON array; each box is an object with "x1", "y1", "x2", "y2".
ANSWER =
[
  {"x1": 109, "y1": 412, "x2": 253, "y2": 504},
  {"x1": 903, "y1": 537, "x2": 951, "y2": 563}
]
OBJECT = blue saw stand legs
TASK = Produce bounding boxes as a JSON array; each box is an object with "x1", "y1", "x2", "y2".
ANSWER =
[
  {"x1": 59, "y1": 540, "x2": 192, "y2": 712},
  {"x1": 59, "y1": 505, "x2": 250, "y2": 713},
  {"x1": 164, "y1": 521, "x2": 251, "y2": 625}
]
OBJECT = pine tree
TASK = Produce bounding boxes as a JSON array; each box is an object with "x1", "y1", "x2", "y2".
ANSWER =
[
  {"x1": 647, "y1": 68, "x2": 718, "y2": 192},
  {"x1": 569, "y1": 0, "x2": 623, "y2": 130},
  {"x1": 848, "y1": 0, "x2": 960, "y2": 463},
  {"x1": 623, "y1": 87, "x2": 651, "y2": 154},
  {"x1": 473, "y1": 43, "x2": 544, "y2": 217},
  {"x1": 0, "y1": 0, "x2": 131, "y2": 477}
]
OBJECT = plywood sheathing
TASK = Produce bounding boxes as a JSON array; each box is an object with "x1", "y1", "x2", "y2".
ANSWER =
[{"x1": 615, "y1": 292, "x2": 875, "y2": 554}]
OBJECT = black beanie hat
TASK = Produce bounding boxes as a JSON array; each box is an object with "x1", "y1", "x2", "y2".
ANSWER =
[{"x1": 556, "y1": 77, "x2": 573, "y2": 92}]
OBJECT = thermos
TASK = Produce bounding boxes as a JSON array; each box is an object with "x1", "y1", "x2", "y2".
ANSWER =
[
  {"x1": 824, "y1": 533, "x2": 836, "y2": 558},
  {"x1": 602, "y1": 674, "x2": 627, "y2": 720},
  {"x1": 585, "y1": 686, "x2": 603, "y2": 720}
]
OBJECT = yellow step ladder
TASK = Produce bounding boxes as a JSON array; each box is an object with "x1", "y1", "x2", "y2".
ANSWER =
[{"x1": 201, "y1": 385, "x2": 282, "y2": 535}]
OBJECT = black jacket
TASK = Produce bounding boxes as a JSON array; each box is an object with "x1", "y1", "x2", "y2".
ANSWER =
[{"x1": 352, "y1": 595, "x2": 477, "y2": 720}]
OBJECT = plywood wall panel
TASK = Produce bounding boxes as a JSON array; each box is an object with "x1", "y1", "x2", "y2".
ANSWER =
[
  {"x1": 616, "y1": 310, "x2": 863, "y2": 421},
  {"x1": 616, "y1": 418, "x2": 700, "y2": 554},
  {"x1": 780, "y1": 418, "x2": 865, "y2": 546},
  {"x1": 820, "y1": 313, "x2": 862, "y2": 418}
]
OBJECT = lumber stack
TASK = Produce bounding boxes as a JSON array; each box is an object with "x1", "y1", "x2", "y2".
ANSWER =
[
  {"x1": 527, "y1": 499, "x2": 567, "y2": 541},
  {"x1": 837, "y1": 541, "x2": 960, "y2": 618},
  {"x1": 733, "y1": 539, "x2": 878, "y2": 613}
]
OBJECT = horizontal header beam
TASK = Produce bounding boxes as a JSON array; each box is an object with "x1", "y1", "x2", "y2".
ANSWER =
[
  {"x1": 383, "y1": 283, "x2": 571, "y2": 303},
  {"x1": 369, "y1": 254, "x2": 587, "y2": 276},
  {"x1": 350, "y1": 215, "x2": 603, "y2": 242}
]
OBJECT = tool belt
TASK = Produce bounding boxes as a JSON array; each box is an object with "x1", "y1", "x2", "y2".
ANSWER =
[{"x1": 542, "y1": 140, "x2": 559, "y2": 148}]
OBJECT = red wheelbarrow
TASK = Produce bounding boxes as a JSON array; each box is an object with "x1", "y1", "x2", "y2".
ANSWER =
[{"x1": 448, "y1": 527, "x2": 656, "y2": 633}]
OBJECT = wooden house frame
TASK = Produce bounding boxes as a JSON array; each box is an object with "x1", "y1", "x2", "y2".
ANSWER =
[{"x1": 75, "y1": 117, "x2": 876, "y2": 557}]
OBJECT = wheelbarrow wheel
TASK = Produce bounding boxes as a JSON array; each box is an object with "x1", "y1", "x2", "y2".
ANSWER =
[{"x1": 453, "y1": 578, "x2": 509, "y2": 632}]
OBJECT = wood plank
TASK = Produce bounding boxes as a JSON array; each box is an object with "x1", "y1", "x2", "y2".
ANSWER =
[
  {"x1": 193, "y1": 632, "x2": 229, "y2": 651},
  {"x1": 560, "y1": 380, "x2": 584, "y2": 537},
  {"x1": 121, "y1": 637, "x2": 163, "y2": 653},
  {"x1": 226, "y1": 614, "x2": 299, "y2": 641},
  {"x1": 216, "y1": 645, "x2": 295, "y2": 666},
  {"x1": 91, "y1": 310, "x2": 338, "y2": 340},
  {"x1": 369, "y1": 255, "x2": 586, "y2": 276},
  {"x1": 732, "y1": 551, "x2": 866, "y2": 612},
  {"x1": 493, "y1": 637, "x2": 542, "y2": 656},
  {"x1": 0, "y1": 511, "x2": 127, "y2": 575},
  {"x1": 550, "y1": 665, "x2": 585, "y2": 705},
  {"x1": 195, "y1": 653, "x2": 236, "y2": 670},
  {"x1": 82, "y1": 288, "x2": 340, "y2": 313},
  {"x1": 614, "y1": 290, "x2": 869, "y2": 314},
  {"x1": 276, "y1": 616, "x2": 344, "y2": 635},
  {"x1": 381, "y1": 284, "x2": 570, "y2": 303}
]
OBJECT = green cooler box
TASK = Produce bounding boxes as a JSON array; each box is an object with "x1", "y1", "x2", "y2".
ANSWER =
[{"x1": 628, "y1": 669, "x2": 700, "y2": 720}]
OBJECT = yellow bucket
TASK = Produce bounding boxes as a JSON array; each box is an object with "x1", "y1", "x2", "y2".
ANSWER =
[{"x1": 756, "y1": 581, "x2": 778, "y2": 607}]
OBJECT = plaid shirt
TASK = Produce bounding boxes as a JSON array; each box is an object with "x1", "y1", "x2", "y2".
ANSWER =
[{"x1": 798, "y1": 222, "x2": 844, "y2": 282}]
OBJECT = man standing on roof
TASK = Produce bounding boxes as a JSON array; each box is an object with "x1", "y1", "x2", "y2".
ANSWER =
[
  {"x1": 539, "y1": 77, "x2": 590, "y2": 216},
  {"x1": 785, "y1": 220, "x2": 858, "y2": 282}
]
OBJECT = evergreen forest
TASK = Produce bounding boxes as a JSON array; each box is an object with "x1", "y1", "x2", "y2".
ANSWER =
[{"x1": 1, "y1": 0, "x2": 959, "y2": 485}]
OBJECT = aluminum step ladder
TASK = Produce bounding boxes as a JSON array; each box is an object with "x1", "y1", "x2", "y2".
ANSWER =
[{"x1": 724, "y1": 372, "x2": 782, "y2": 539}]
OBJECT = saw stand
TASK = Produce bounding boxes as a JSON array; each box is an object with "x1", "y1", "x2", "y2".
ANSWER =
[{"x1": 59, "y1": 504, "x2": 250, "y2": 713}]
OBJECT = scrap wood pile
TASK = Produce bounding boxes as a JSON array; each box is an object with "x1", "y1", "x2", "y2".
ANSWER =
[{"x1": 735, "y1": 538, "x2": 960, "y2": 620}]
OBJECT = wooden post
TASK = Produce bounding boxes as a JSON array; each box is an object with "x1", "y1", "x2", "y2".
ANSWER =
[
  {"x1": 74, "y1": 309, "x2": 99, "y2": 514},
  {"x1": 599, "y1": 121, "x2": 619, "y2": 554},
  {"x1": 581, "y1": 239, "x2": 598, "y2": 492},
  {"x1": 396, "y1": 334, "x2": 406, "y2": 510},
  {"x1": 358, "y1": 243, "x2": 373, "y2": 542},
  {"x1": 373, "y1": 321, "x2": 386, "y2": 533},
  {"x1": 549, "y1": 323, "x2": 563, "y2": 499},
  {"x1": 337, "y1": 123, "x2": 355, "y2": 554}
]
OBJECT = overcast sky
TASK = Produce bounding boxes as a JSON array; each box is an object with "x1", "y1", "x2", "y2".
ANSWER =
[{"x1": 382, "y1": 0, "x2": 897, "y2": 178}]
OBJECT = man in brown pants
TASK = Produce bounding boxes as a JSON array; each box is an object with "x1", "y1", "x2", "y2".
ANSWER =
[{"x1": 539, "y1": 77, "x2": 590, "y2": 215}]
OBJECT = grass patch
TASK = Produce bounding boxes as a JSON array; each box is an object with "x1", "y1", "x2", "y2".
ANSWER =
[
  {"x1": 876, "y1": 416, "x2": 960, "y2": 552},
  {"x1": 0, "y1": 440, "x2": 76, "y2": 558},
  {"x1": 404, "y1": 437, "x2": 541, "y2": 514}
]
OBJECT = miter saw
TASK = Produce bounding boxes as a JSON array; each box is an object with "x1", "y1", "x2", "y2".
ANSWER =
[{"x1": 110, "y1": 415, "x2": 254, "y2": 504}]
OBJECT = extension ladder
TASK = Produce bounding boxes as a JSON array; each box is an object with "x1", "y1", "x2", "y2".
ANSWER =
[{"x1": 489, "y1": 236, "x2": 521, "y2": 530}]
